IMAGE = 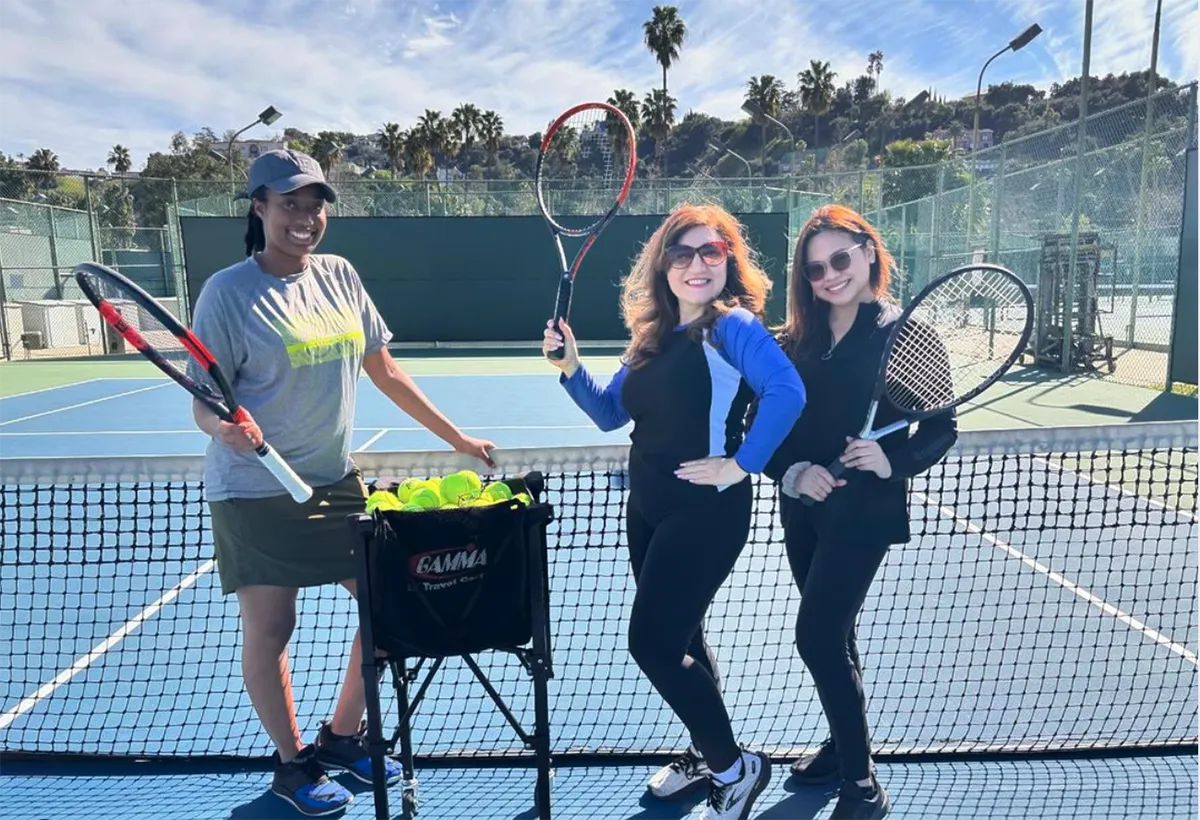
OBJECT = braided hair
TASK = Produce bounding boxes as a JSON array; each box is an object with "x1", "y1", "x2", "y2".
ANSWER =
[{"x1": 243, "y1": 187, "x2": 268, "y2": 257}]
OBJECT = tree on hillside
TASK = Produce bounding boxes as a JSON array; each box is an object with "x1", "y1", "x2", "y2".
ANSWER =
[
  {"x1": 798, "y1": 60, "x2": 837, "y2": 169},
  {"x1": 641, "y1": 88, "x2": 678, "y2": 174},
  {"x1": 107, "y1": 145, "x2": 132, "y2": 174},
  {"x1": 745, "y1": 75, "x2": 787, "y2": 165},
  {"x1": 378, "y1": 123, "x2": 406, "y2": 175},
  {"x1": 643, "y1": 5, "x2": 687, "y2": 98}
]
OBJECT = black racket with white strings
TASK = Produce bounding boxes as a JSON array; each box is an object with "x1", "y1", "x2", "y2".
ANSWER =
[
  {"x1": 73, "y1": 262, "x2": 313, "y2": 503},
  {"x1": 800, "y1": 262, "x2": 1034, "y2": 506},
  {"x1": 535, "y1": 101, "x2": 637, "y2": 360}
]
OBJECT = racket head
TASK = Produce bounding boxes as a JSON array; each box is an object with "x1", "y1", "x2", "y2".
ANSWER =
[
  {"x1": 534, "y1": 101, "x2": 637, "y2": 240},
  {"x1": 877, "y1": 263, "x2": 1034, "y2": 418},
  {"x1": 73, "y1": 262, "x2": 238, "y2": 421}
]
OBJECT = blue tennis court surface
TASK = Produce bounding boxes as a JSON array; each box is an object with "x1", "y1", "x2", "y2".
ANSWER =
[{"x1": 1, "y1": 377, "x2": 1197, "y2": 819}]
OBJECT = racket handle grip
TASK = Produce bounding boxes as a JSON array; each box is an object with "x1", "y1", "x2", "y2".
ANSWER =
[
  {"x1": 256, "y1": 443, "x2": 314, "y2": 503},
  {"x1": 798, "y1": 456, "x2": 848, "y2": 507},
  {"x1": 547, "y1": 277, "x2": 573, "y2": 361}
]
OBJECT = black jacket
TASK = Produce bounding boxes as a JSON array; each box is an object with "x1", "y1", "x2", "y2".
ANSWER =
[{"x1": 762, "y1": 299, "x2": 959, "y2": 545}]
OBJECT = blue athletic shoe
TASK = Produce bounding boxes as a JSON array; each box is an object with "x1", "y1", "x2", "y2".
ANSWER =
[
  {"x1": 271, "y1": 745, "x2": 353, "y2": 817},
  {"x1": 314, "y1": 719, "x2": 404, "y2": 786}
]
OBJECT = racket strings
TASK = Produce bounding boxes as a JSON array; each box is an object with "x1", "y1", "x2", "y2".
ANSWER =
[
  {"x1": 885, "y1": 267, "x2": 1029, "y2": 413},
  {"x1": 77, "y1": 269, "x2": 223, "y2": 400},
  {"x1": 540, "y1": 108, "x2": 632, "y2": 225}
]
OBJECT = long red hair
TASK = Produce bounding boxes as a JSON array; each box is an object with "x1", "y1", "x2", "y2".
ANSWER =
[
  {"x1": 620, "y1": 203, "x2": 772, "y2": 368},
  {"x1": 781, "y1": 204, "x2": 897, "y2": 361}
]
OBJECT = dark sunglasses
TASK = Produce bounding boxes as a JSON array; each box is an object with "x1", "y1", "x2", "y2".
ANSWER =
[
  {"x1": 665, "y1": 240, "x2": 730, "y2": 270},
  {"x1": 803, "y1": 241, "x2": 867, "y2": 281}
]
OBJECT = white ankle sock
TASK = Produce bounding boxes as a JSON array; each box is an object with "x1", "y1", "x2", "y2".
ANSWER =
[{"x1": 712, "y1": 755, "x2": 745, "y2": 785}]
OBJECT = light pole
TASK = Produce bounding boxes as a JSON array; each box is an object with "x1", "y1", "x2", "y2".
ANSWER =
[
  {"x1": 708, "y1": 140, "x2": 752, "y2": 178},
  {"x1": 740, "y1": 100, "x2": 796, "y2": 174},
  {"x1": 973, "y1": 25, "x2": 1042, "y2": 154},
  {"x1": 227, "y1": 105, "x2": 283, "y2": 182}
]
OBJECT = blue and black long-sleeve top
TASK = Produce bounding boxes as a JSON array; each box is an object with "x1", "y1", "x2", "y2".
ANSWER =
[{"x1": 560, "y1": 307, "x2": 806, "y2": 510}]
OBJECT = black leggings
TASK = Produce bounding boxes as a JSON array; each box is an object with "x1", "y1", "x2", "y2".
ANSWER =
[
  {"x1": 783, "y1": 503, "x2": 891, "y2": 782},
  {"x1": 625, "y1": 481, "x2": 752, "y2": 774}
]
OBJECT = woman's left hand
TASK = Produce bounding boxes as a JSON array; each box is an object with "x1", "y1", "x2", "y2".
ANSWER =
[
  {"x1": 454, "y1": 434, "x2": 497, "y2": 468},
  {"x1": 675, "y1": 457, "x2": 748, "y2": 486},
  {"x1": 839, "y1": 437, "x2": 892, "y2": 479}
]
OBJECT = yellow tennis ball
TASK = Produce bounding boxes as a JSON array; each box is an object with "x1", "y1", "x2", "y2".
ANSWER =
[
  {"x1": 400, "y1": 502, "x2": 426, "y2": 512},
  {"x1": 396, "y1": 478, "x2": 423, "y2": 503},
  {"x1": 440, "y1": 470, "x2": 482, "y2": 506},
  {"x1": 408, "y1": 487, "x2": 440, "y2": 509},
  {"x1": 365, "y1": 490, "x2": 402, "y2": 513},
  {"x1": 481, "y1": 482, "x2": 513, "y2": 503},
  {"x1": 514, "y1": 492, "x2": 532, "y2": 506}
]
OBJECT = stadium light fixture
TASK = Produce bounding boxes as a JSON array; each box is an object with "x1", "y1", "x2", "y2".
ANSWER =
[
  {"x1": 974, "y1": 25, "x2": 1042, "y2": 153},
  {"x1": 740, "y1": 100, "x2": 798, "y2": 172},
  {"x1": 227, "y1": 105, "x2": 284, "y2": 183}
]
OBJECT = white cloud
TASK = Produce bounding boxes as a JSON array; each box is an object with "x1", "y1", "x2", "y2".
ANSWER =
[{"x1": 0, "y1": 0, "x2": 1194, "y2": 171}]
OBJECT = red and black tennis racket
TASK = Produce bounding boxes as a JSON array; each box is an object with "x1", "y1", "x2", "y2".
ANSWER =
[
  {"x1": 73, "y1": 262, "x2": 313, "y2": 503},
  {"x1": 800, "y1": 262, "x2": 1034, "y2": 506},
  {"x1": 535, "y1": 101, "x2": 637, "y2": 360}
]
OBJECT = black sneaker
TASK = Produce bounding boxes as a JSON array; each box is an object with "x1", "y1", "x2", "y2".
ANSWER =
[
  {"x1": 314, "y1": 719, "x2": 403, "y2": 786},
  {"x1": 271, "y1": 745, "x2": 353, "y2": 817},
  {"x1": 830, "y1": 774, "x2": 890, "y2": 820},
  {"x1": 790, "y1": 736, "x2": 840, "y2": 783}
]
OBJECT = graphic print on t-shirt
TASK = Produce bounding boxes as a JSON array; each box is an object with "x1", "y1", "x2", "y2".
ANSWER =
[{"x1": 269, "y1": 305, "x2": 365, "y2": 368}]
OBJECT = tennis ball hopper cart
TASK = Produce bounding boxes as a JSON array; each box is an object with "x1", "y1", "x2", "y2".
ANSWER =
[{"x1": 347, "y1": 469, "x2": 556, "y2": 820}]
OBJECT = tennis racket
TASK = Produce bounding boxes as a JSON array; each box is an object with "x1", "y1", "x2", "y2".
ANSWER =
[
  {"x1": 73, "y1": 262, "x2": 313, "y2": 503},
  {"x1": 535, "y1": 101, "x2": 637, "y2": 360},
  {"x1": 800, "y1": 262, "x2": 1034, "y2": 507}
]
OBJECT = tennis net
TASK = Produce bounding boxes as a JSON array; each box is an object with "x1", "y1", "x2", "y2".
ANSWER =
[{"x1": 1, "y1": 421, "x2": 1196, "y2": 763}]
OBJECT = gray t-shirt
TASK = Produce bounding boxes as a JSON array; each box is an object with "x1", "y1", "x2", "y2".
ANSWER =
[{"x1": 189, "y1": 253, "x2": 392, "y2": 501}]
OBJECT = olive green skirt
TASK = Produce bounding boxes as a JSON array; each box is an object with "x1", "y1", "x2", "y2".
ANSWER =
[{"x1": 209, "y1": 468, "x2": 368, "y2": 595}]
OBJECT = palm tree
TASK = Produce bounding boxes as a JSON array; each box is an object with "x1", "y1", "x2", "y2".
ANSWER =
[
  {"x1": 26, "y1": 148, "x2": 59, "y2": 172},
  {"x1": 744, "y1": 75, "x2": 786, "y2": 164},
  {"x1": 607, "y1": 89, "x2": 641, "y2": 159},
  {"x1": 641, "y1": 89, "x2": 677, "y2": 174},
  {"x1": 478, "y1": 110, "x2": 504, "y2": 164},
  {"x1": 377, "y1": 123, "x2": 406, "y2": 175},
  {"x1": 107, "y1": 145, "x2": 132, "y2": 174},
  {"x1": 643, "y1": 6, "x2": 687, "y2": 97},
  {"x1": 868, "y1": 50, "x2": 884, "y2": 92},
  {"x1": 451, "y1": 103, "x2": 482, "y2": 151},
  {"x1": 404, "y1": 130, "x2": 434, "y2": 179},
  {"x1": 798, "y1": 60, "x2": 837, "y2": 170},
  {"x1": 309, "y1": 132, "x2": 343, "y2": 174}
]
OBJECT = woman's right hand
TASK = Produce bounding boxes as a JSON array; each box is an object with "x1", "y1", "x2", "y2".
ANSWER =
[
  {"x1": 795, "y1": 463, "x2": 846, "y2": 502},
  {"x1": 215, "y1": 414, "x2": 264, "y2": 453},
  {"x1": 543, "y1": 319, "x2": 580, "y2": 376}
]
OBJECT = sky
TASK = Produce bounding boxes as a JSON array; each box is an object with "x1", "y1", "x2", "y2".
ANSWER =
[{"x1": 1, "y1": 0, "x2": 1196, "y2": 171}]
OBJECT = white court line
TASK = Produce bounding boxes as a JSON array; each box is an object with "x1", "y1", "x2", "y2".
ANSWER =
[
  {"x1": 0, "y1": 383, "x2": 171, "y2": 427},
  {"x1": 1036, "y1": 455, "x2": 1198, "y2": 524},
  {"x1": 916, "y1": 489, "x2": 1199, "y2": 667},
  {"x1": 356, "y1": 430, "x2": 388, "y2": 452},
  {"x1": 0, "y1": 560, "x2": 216, "y2": 729},
  {"x1": 0, "y1": 379, "x2": 105, "y2": 401}
]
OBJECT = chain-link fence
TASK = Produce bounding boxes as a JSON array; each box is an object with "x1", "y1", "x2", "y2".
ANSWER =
[{"x1": 2, "y1": 83, "x2": 1195, "y2": 386}]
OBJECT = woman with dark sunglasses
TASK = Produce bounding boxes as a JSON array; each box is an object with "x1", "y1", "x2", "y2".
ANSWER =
[
  {"x1": 760, "y1": 205, "x2": 957, "y2": 819},
  {"x1": 542, "y1": 203, "x2": 805, "y2": 819}
]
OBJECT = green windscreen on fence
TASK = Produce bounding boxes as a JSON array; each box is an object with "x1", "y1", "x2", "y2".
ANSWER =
[
  {"x1": 179, "y1": 214, "x2": 791, "y2": 343},
  {"x1": 1169, "y1": 146, "x2": 1197, "y2": 387}
]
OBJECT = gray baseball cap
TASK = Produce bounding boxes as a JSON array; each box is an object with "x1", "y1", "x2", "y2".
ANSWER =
[{"x1": 237, "y1": 148, "x2": 337, "y2": 202}]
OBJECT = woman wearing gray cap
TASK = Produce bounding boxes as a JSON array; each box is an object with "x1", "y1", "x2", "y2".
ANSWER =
[{"x1": 189, "y1": 148, "x2": 496, "y2": 816}]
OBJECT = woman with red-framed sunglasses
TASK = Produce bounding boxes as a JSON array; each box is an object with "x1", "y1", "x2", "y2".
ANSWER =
[
  {"x1": 542, "y1": 202, "x2": 806, "y2": 819},
  {"x1": 760, "y1": 204, "x2": 959, "y2": 819}
]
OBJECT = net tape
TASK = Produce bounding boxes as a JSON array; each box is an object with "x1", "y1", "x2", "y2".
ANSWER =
[{"x1": 1, "y1": 422, "x2": 1196, "y2": 762}]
